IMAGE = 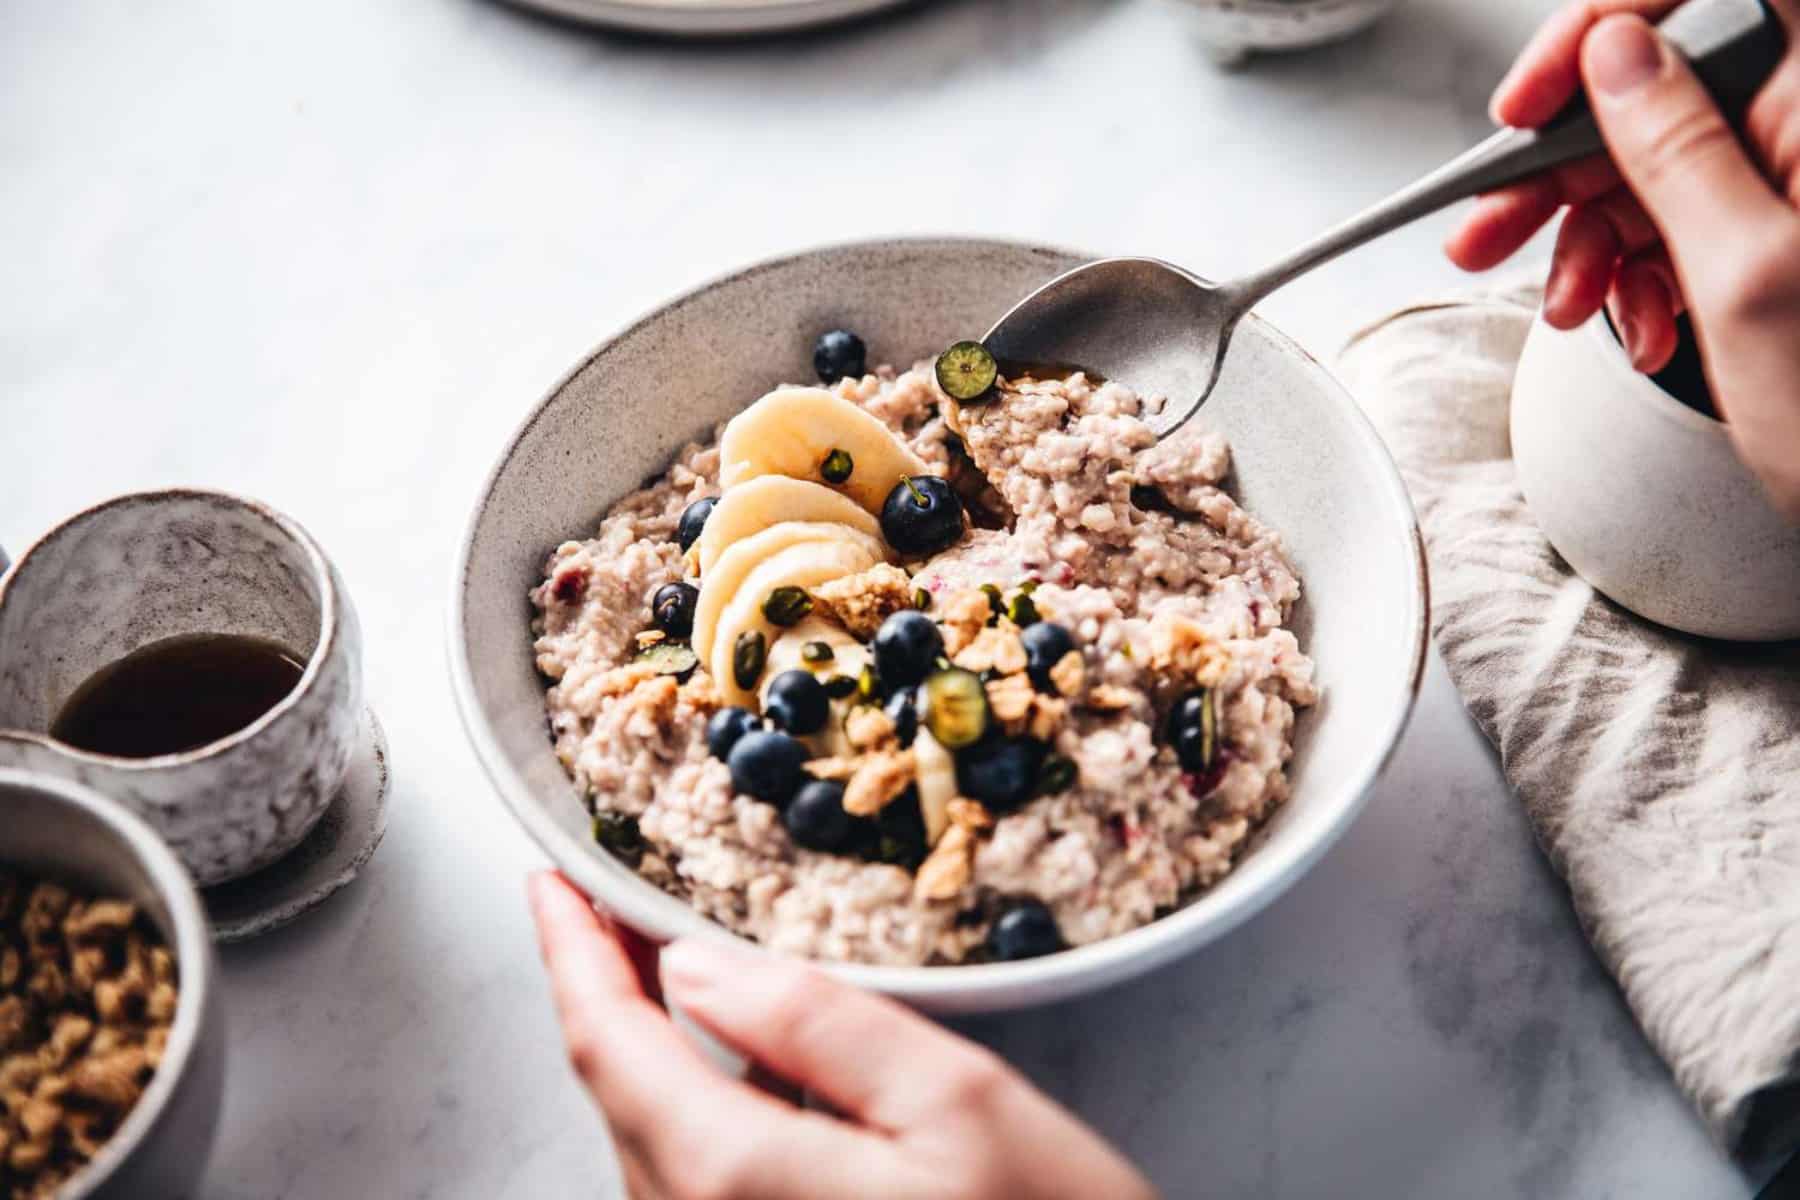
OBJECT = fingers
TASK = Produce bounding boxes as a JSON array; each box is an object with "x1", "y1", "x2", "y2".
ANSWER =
[
  {"x1": 1543, "y1": 188, "x2": 1659, "y2": 327},
  {"x1": 528, "y1": 876, "x2": 903, "y2": 1200},
  {"x1": 661, "y1": 936, "x2": 1020, "y2": 1132},
  {"x1": 1444, "y1": 154, "x2": 1620, "y2": 272},
  {"x1": 1490, "y1": 0, "x2": 1683, "y2": 128},
  {"x1": 1582, "y1": 15, "x2": 1792, "y2": 308},
  {"x1": 1609, "y1": 249, "x2": 1680, "y2": 371}
]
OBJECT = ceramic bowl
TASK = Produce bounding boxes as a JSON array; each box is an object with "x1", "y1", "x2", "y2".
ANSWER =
[
  {"x1": 448, "y1": 237, "x2": 1428, "y2": 1014},
  {"x1": 500, "y1": 0, "x2": 913, "y2": 36},
  {"x1": 0, "y1": 489, "x2": 365, "y2": 885},
  {"x1": 1512, "y1": 311, "x2": 1800, "y2": 642},
  {"x1": 0, "y1": 768, "x2": 225, "y2": 1199},
  {"x1": 1166, "y1": 0, "x2": 1401, "y2": 65}
]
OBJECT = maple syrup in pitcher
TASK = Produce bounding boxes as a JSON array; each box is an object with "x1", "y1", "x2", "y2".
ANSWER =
[{"x1": 51, "y1": 633, "x2": 307, "y2": 758}]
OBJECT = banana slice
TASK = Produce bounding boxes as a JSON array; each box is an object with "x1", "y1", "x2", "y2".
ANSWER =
[
  {"x1": 692, "y1": 521, "x2": 885, "y2": 665},
  {"x1": 761, "y1": 616, "x2": 871, "y2": 758},
  {"x1": 913, "y1": 728, "x2": 959, "y2": 846},
  {"x1": 709, "y1": 539, "x2": 880, "y2": 707},
  {"x1": 697, "y1": 476, "x2": 887, "y2": 576},
  {"x1": 718, "y1": 386, "x2": 929, "y2": 515}
]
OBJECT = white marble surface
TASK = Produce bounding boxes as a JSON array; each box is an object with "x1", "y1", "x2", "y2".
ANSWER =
[{"x1": 0, "y1": 0, "x2": 1770, "y2": 1195}]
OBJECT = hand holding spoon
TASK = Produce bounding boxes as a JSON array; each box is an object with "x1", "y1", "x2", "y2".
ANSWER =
[{"x1": 983, "y1": 0, "x2": 1786, "y2": 439}]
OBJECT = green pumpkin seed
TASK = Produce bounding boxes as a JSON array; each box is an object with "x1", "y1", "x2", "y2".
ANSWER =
[
  {"x1": 634, "y1": 640, "x2": 699, "y2": 681},
  {"x1": 856, "y1": 664, "x2": 880, "y2": 703},
  {"x1": 1037, "y1": 754, "x2": 1077, "y2": 795},
  {"x1": 801, "y1": 641, "x2": 835, "y2": 666},
  {"x1": 821, "y1": 448, "x2": 854, "y2": 484},
  {"x1": 920, "y1": 667, "x2": 990, "y2": 749},
  {"x1": 1006, "y1": 592, "x2": 1040, "y2": 628},
  {"x1": 913, "y1": 587, "x2": 932, "y2": 611},
  {"x1": 823, "y1": 674, "x2": 858, "y2": 699},
  {"x1": 980, "y1": 583, "x2": 1004, "y2": 617},
  {"x1": 762, "y1": 586, "x2": 813, "y2": 627},
  {"x1": 1200, "y1": 687, "x2": 1217, "y2": 770},
  {"x1": 593, "y1": 811, "x2": 645, "y2": 866},
  {"x1": 733, "y1": 630, "x2": 767, "y2": 690}
]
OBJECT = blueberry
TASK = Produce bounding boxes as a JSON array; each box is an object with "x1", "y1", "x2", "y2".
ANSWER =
[
  {"x1": 1021, "y1": 622, "x2": 1075, "y2": 693},
  {"x1": 884, "y1": 688, "x2": 918, "y2": 748},
  {"x1": 651, "y1": 581, "x2": 699, "y2": 638},
  {"x1": 1166, "y1": 688, "x2": 1218, "y2": 773},
  {"x1": 676, "y1": 497, "x2": 716, "y2": 552},
  {"x1": 955, "y1": 736, "x2": 1046, "y2": 812},
  {"x1": 765, "y1": 670, "x2": 829, "y2": 736},
  {"x1": 784, "y1": 780, "x2": 856, "y2": 852},
  {"x1": 812, "y1": 329, "x2": 867, "y2": 384},
  {"x1": 727, "y1": 730, "x2": 809, "y2": 806},
  {"x1": 987, "y1": 899, "x2": 1065, "y2": 961},
  {"x1": 872, "y1": 610, "x2": 943, "y2": 690},
  {"x1": 880, "y1": 476, "x2": 965, "y2": 557},
  {"x1": 706, "y1": 706, "x2": 761, "y2": 761}
]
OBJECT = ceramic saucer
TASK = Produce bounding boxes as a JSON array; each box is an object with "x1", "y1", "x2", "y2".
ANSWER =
[{"x1": 203, "y1": 708, "x2": 389, "y2": 943}]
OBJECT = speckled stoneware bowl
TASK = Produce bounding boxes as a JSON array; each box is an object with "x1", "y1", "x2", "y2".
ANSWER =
[
  {"x1": 449, "y1": 237, "x2": 1428, "y2": 1014},
  {"x1": 0, "y1": 490, "x2": 365, "y2": 885},
  {"x1": 1168, "y1": 0, "x2": 1401, "y2": 64},
  {"x1": 0, "y1": 768, "x2": 224, "y2": 1199},
  {"x1": 1512, "y1": 311, "x2": 1800, "y2": 642},
  {"x1": 502, "y1": 0, "x2": 912, "y2": 36}
]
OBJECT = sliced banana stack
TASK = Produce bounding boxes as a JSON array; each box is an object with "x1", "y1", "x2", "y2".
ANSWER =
[
  {"x1": 717, "y1": 386, "x2": 928, "y2": 515},
  {"x1": 691, "y1": 520, "x2": 885, "y2": 668},
  {"x1": 708, "y1": 536, "x2": 880, "y2": 708},
  {"x1": 695, "y1": 475, "x2": 885, "y2": 576}
]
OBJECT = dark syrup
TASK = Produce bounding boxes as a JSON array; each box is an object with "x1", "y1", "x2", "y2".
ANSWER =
[{"x1": 51, "y1": 633, "x2": 307, "y2": 758}]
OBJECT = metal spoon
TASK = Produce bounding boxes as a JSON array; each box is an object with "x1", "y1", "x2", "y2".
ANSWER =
[{"x1": 984, "y1": 0, "x2": 1787, "y2": 438}]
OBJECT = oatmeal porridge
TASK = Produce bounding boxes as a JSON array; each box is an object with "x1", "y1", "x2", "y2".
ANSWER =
[{"x1": 529, "y1": 332, "x2": 1316, "y2": 966}]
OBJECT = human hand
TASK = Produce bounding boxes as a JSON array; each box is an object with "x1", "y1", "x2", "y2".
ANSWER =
[
  {"x1": 527, "y1": 871, "x2": 1157, "y2": 1200},
  {"x1": 1445, "y1": 0, "x2": 1800, "y2": 518}
]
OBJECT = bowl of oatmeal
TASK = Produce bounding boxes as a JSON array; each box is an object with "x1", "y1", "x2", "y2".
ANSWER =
[{"x1": 449, "y1": 238, "x2": 1427, "y2": 1012}]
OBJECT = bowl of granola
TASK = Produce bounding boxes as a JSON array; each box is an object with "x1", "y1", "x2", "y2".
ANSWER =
[
  {"x1": 449, "y1": 237, "x2": 1427, "y2": 1012},
  {"x1": 0, "y1": 769, "x2": 223, "y2": 1199}
]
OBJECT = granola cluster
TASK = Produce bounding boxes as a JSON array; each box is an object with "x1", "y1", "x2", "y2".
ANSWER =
[{"x1": 0, "y1": 874, "x2": 177, "y2": 1200}]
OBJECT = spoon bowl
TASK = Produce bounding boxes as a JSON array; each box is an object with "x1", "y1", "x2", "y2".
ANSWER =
[{"x1": 983, "y1": 258, "x2": 1245, "y2": 440}]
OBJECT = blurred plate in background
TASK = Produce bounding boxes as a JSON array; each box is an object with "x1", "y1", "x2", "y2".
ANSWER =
[{"x1": 503, "y1": 0, "x2": 916, "y2": 36}]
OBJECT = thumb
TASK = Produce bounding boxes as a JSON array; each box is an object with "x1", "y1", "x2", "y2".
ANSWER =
[{"x1": 1581, "y1": 14, "x2": 1788, "y2": 302}]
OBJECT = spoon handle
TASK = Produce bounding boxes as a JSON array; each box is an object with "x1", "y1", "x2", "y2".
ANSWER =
[{"x1": 1225, "y1": 0, "x2": 1787, "y2": 312}]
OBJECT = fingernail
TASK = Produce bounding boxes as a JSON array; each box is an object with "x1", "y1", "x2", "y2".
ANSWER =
[
  {"x1": 1587, "y1": 16, "x2": 1663, "y2": 96},
  {"x1": 1544, "y1": 266, "x2": 1570, "y2": 323},
  {"x1": 1619, "y1": 310, "x2": 1645, "y2": 364},
  {"x1": 661, "y1": 938, "x2": 750, "y2": 989}
]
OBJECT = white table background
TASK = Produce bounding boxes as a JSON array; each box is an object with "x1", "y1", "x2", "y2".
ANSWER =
[{"x1": 1, "y1": 1, "x2": 1772, "y2": 1195}]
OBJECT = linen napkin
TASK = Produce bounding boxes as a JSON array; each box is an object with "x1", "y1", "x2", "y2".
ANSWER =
[{"x1": 1337, "y1": 279, "x2": 1800, "y2": 1162}]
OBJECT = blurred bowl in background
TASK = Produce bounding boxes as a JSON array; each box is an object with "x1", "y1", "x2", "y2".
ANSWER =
[
  {"x1": 499, "y1": 0, "x2": 914, "y2": 37},
  {"x1": 1167, "y1": 0, "x2": 1401, "y2": 65},
  {"x1": 1512, "y1": 310, "x2": 1800, "y2": 643}
]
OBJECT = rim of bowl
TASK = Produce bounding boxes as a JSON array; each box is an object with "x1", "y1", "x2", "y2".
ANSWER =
[
  {"x1": 0, "y1": 768, "x2": 215, "y2": 1197},
  {"x1": 503, "y1": 0, "x2": 910, "y2": 35},
  {"x1": 447, "y1": 234, "x2": 1429, "y2": 1004},
  {"x1": 0, "y1": 487, "x2": 341, "y2": 768},
  {"x1": 1581, "y1": 310, "x2": 1727, "y2": 437}
]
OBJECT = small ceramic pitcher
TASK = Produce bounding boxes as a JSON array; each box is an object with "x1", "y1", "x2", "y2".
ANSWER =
[
  {"x1": 0, "y1": 490, "x2": 364, "y2": 885},
  {"x1": 1512, "y1": 312, "x2": 1800, "y2": 642}
]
